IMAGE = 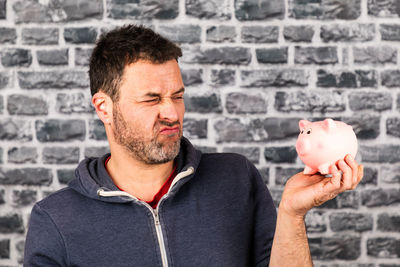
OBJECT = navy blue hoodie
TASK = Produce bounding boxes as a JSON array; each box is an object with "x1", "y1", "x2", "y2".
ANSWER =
[{"x1": 24, "y1": 137, "x2": 277, "y2": 266}]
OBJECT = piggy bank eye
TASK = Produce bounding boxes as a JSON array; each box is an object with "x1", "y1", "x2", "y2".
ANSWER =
[
  {"x1": 306, "y1": 128, "x2": 312, "y2": 134},
  {"x1": 300, "y1": 129, "x2": 304, "y2": 134}
]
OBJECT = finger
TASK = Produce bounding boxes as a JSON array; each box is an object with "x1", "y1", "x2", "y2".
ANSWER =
[
  {"x1": 355, "y1": 164, "x2": 364, "y2": 186},
  {"x1": 338, "y1": 159, "x2": 352, "y2": 190},
  {"x1": 344, "y1": 154, "x2": 358, "y2": 183},
  {"x1": 329, "y1": 164, "x2": 341, "y2": 190}
]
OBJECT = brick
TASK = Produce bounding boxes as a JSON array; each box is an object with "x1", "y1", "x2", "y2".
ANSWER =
[
  {"x1": 225, "y1": 92, "x2": 267, "y2": 114},
  {"x1": 361, "y1": 145, "x2": 400, "y2": 163},
  {"x1": 329, "y1": 212, "x2": 373, "y2": 232},
  {"x1": 320, "y1": 24, "x2": 375, "y2": 42},
  {"x1": 183, "y1": 118, "x2": 207, "y2": 139},
  {"x1": 84, "y1": 146, "x2": 110, "y2": 158},
  {"x1": 36, "y1": 119, "x2": 86, "y2": 142},
  {"x1": 0, "y1": 239, "x2": 9, "y2": 259},
  {"x1": 43, "y1": 147, "x2": 80, "y2": 164},
  {"x1": 109, "y1": 0, "x2": 178, "y2": 19},
  {"x1": 387, "y1": 118, "x2": 400, "y2": 138},
  {"x1": 359, "y1": 167, "x2": 378, "y2": 186},
  {"x1": 0, "y1": 167, "x2": 52, "y2": 185},
  {"x1": 381, "y1": 165, "x2": 400, "y2": 184},
  {"x1": 206, "y1": 26, "x2": 236, "y2": 43},
  {"x1": 398, "y1": 94, "x2": 400, "y2": 111},
  {"x1": 12, "y1": 190, "x2": 37, "y2": 206},
  {"x1": 158, "y1": 25, "x2": 201, "y2": 44},
  {"x1": 380, "y1": 24, "x2": 400, "y2": 41},
  {"x1": 378, "y1": 213, "x2": 400, "y2": 232},
  {"x1": 214, "y1": 117, "x2": 300, "y2": 143},
  {"x1": 222, "y1": 147, "x2": 260, "y2": 164},
  {"x1": 290, "y1": 0, "x2": 361, "y2": 20},
  {"x1": 367, "y1": 238, "x2": 400, "y2": 258},
  {"x1": 349, "y1": 92, "x2": 392, "y2": 111},
  {"x1": 0, "y1": 214, "x2": 24, "y2": 233},
  {"x1": 89, "y1": 119, "x2": 107, "y2": 140},
  {"x1": 283, "y1": 25, "x2": 314, "y2": 42},
  {"x1": 0, "y1": 119, "x2": 32, "y2": 141},
  {"x1": 181, "y1": 69, "x2": 203, "y2": 86},
  {"x1": 241, "y1": 69, "x2": 308, "y2": 87},
  {"x1": 362, "y1": 188, "x2": 400, "y2": 207},
  {"x1": 275, "y1": 91, "x2": 345, "y2": 113},
  {"x1": 256, "y1": 47, "x2": 288, "y2": 64},
  {"x1": 341, "y1": 114, "x2": 380, "y2": 139},
  {"x1": 57, "y1": 169, "x2": 75, "y2": 184},
  {"x1": 13, "y1": 0, "x2": 103, "y2": 23},
  {"x1": 353, "y1": 46, "x2": 397, "y2": 64},
  {"x1": 295, "y1": 46, "x2": 338, "y2": 64},
  {"x1": 22, "y1": 28, "x2": 59, "y2": 45},
  {"x1": 0, "y1": 95, "x2": 2, "y2": 114},
  {"x1": 235, "y1": 0, "x2": 284, "y2": 20},
  {"x1": 8, "y1": 147, "x2": 38, "y2": 164},
  {"x1": 64, "y1": 27, "x2": 97, "y2": 44},
  {"x1": 0, "y1": 28, "x2": 17, "y2": 44},
  {"x1": 185, "y1": 93, "x2": 222, "y2": 113},
  {"x1": 0, "y1": 189, "x2": 4, "y2": 204},
  {"x1": 275, "y1": 167, "x2": 303, "y2": 185},
  {"x1": 182, "y1": 46, "x2": 251, "y2": 65},
  {"x1": 193, "y1": 146, "x2": 217, "y2": 154},
  {"x1": 1, "y1": 49, "x2": 32, "y2": 67},
  {"x1": 56, "y1": 93, "x2": 94, "y2": 114},
  {"x1": 18, "y1": 71, "x2": 89, "y2": 89},
  {"x1": 368, "y1": 0, "x2": 400, "y2": 17},
  {"x1": 309, "y1": 236, "x2": 361, "y2": 260},
  {"x1": 16, "y1": 240, "x2": 24, "y2": 264},
  {"x1": 0, "y1": 0, "x2": 5, "y2": 19},
  {"x1": 75, "y1": 48, "x2": 93, "y2": 66},
  {"x1": 37, "y1": 49, "x2": 69, "y2": 66},
  {"x1": 0, "y1": 71, "x2": 10, "y2": 89},
  {"x1": 317, "y1": 70, "x2": 377, "y2": 88},
  {"x1": 185, "y1": 0, "x2": 231, "y2": 20},
  {"x1": 270, "y1": 189, "x2": 283, "y2": 207},
  {"x1": 7, "y1": 94, "x2": 48, "y2": 115},
  {"x1": 210, "y1": 69, "x2": 235, "y2": 86},
  {"x1": 258, "y1": 167, "x2": 270, "y2": 185},
  {"x1": 264, "y1": 147, "x2": 297, "y2": 163},
  {"x1": 241, "y1": 26, "x2": 279, "y2": 43},
  {"x1": 382, "y1": 70, "x2": 400, "y2": 87},
  {"x1": 317, "y1": 191, "x2": 360, "y2": 209},
  {"x1": 305, "y1": 210, "x2": 327, "y2": 233}
]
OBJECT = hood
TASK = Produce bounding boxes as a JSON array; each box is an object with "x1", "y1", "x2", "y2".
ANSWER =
[{"x1": 68, "y1": 137, "x2": 202, "y2": 203}]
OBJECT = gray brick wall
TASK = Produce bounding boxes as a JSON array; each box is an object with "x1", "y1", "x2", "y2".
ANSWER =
[{"x1": 0, "y1": 0, "x2": 399, "y2": 265}]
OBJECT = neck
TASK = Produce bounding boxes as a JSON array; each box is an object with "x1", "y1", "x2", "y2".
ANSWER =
[{"x1": 106, "y1": 146, "x2": 175, "y2": 202}]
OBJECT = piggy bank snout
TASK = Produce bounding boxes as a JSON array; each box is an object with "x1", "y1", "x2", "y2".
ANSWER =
[{"x1": 296, "y1": 139, "x2": 310, "y2": 155}]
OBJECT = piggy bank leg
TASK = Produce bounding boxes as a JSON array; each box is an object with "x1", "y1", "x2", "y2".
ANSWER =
[
  {"x1": 318, "y1": 163, "x2": 331, "y2": 175},
  {"x1": 304, "y1": 166, "x2": 318, "y2": 175}
]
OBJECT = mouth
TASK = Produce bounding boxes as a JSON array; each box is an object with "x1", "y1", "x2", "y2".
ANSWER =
[{"x1": 159, "y1": 126, "x2": 180, "y2": 136}]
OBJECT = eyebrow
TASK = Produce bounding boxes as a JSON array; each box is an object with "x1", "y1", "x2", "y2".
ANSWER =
[{"x1": 142, "y1": 87, "x2": 185, "y2": 98}]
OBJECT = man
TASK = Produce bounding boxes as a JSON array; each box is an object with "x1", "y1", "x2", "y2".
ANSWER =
[{"x1": 24, "y1": 25, "x2": 363, "y2": 266}]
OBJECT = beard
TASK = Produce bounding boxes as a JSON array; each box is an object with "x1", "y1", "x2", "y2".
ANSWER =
[{"x1": 112, "y1": 104, "x2": 181, "y2": 164}]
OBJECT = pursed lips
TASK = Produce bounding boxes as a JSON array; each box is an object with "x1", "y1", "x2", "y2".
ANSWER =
[{"x1": 159, "y1": 126, "x2": 180, "y2": 135}]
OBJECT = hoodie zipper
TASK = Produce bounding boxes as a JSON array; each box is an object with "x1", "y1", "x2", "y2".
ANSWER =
[{"x1": 97, "y1": 167, "x2": 194, "y2": 267}]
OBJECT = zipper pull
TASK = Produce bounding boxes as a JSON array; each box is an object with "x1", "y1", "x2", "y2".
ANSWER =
[{"x1": 154, "y1": 210, "x2": 160, "y2": 225}]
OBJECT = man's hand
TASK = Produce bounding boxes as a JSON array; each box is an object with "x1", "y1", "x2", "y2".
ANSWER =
[
  {"x1": 280, "y1": 154, "x2": 364, "y2": 218},
  {"x1": 270, "y1": 155, "x2": 364, "y2": 266}
]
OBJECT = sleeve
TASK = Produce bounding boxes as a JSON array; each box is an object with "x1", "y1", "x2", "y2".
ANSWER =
[
  {"x1": 246, "y1": 159, "x2": 277, "y2": 267},
  {"x1": 24, "y1": 204, "x2": 68, "y2": 267}
]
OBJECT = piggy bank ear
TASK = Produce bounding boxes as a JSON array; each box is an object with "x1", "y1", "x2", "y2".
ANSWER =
[
  {"x1": 299, "y1": 120, "x2": 310, "y2": 129},
  {"x1": 322, "y1": 118, "x2": 336, "y2": 132}
]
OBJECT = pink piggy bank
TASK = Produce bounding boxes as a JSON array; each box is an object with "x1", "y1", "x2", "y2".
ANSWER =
[{"x1": 295, "y1": 118, "x2": 358, "y2": 175}]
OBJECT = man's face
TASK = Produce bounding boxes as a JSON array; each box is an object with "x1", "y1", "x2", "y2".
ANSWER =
[{"x1": 112, "y1": 59, "x2": 185, "y2": 164}]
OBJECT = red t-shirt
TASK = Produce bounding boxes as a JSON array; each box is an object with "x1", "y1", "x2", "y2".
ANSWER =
[{"x1": 105, "y1": 156, "x2": 177, "y2": 209}]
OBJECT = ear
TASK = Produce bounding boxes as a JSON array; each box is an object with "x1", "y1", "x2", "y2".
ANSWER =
[
  {"x1": 92, "y1": 92, "x2": 113, "y2": 125},
  {"x1": 299, "y1": 120, "x2": 310, "y2": 130},
  {"x1": 322, "y1": 118, "x2": 336, "y2": 132}
]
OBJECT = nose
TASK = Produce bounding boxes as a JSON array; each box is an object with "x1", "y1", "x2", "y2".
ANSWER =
[
  {"x1": 159, "y1": 98, "x2": 179, "y2": 122},
  {"x1": 296, "y1": 139, "x2": 310, "y2": 155}
]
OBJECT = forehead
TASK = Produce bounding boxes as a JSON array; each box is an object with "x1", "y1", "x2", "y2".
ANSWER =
[{"x1": 120, "y1": 59, "x2": 183, "y2": 95}]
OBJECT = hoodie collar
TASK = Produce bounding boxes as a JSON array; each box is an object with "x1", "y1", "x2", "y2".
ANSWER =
[{"x1": 68, "y1": 137, "x2": 201, "y2": 203}]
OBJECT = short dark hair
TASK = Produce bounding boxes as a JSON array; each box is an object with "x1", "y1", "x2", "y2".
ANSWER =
[{"x1": 89, "y1": 24, "x2": 182, "y2": 102}]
